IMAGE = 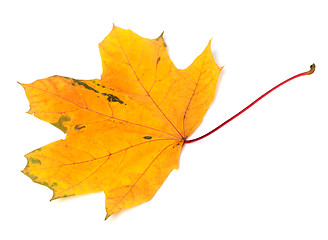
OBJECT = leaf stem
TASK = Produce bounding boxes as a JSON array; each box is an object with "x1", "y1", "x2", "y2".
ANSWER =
[{"x1": 184, "y1": 64, "x2": 316, "y2": 144}]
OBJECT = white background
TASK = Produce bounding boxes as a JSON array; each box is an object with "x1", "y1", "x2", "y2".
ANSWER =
[{"x1": 1, "y1": 0, "x2": 328, "y2": 239}]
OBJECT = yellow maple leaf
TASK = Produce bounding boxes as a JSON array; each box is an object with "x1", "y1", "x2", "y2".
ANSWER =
[{"x1": 21, "y1": 25, "x2": 222, "y2": 219}]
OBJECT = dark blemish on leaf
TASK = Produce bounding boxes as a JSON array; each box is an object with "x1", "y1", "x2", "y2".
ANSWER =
[
  {"x1": 42, "y1": 181, "x2": 49, "y2": 187},
  {"x1": 102, "y1": 93, "x2": 124, "y2": 104},
  {"x1": 75, "y1": 124, "x2": 86, "y2": 130},
  {"x1": 107, "y1": 94, "x2": 123, "y2": 104},
  {"x1": 73, "y1": 79, "x2": 99, "y2": 93},
  {"x1": 51, "y1": 115, "x2": 71, "y2": 133},
  {"x1": 71, "y1": 83, "x2": 75, "y2": 86},
  {"x1": 30, "y1": 158, "x2": 41, "y2": 165},
  {"x1": 157, "y1": 57, "x2": 161, "y2": 63},
  {"x1": 143, "y1": 136, "x2": 152, "y2": 140},
  {"x1": 63, "y1": 194, "x2": 75, "y2": 198},
  {"x1": 23, "y1": 170, "x2": 38, "y2": 181},
  {"x1": 23, "y1": 165, "x2": 60, "y2": 192},
  {"x1": 102, "y1": 85, "x2": 106, "y2": 88}
]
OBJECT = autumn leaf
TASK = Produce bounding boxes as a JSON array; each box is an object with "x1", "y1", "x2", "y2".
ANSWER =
[{"x1": 21, "y1": 25, "x2": 222, "y2": 219}]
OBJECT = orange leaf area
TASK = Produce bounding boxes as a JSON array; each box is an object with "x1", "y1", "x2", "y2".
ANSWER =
[{"x1": 21, "y1": 25, "x2": 222, "y2": 219}]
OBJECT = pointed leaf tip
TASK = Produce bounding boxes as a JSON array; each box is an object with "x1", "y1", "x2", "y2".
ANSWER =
[
  {"x1": 157, "y1": 31, "x2": 164, "y2": 39},
  {"x1": 155, "y1": 31, "x2": 166, "y2": 47},
  {"x1": 18, "y1": 81, "x2": 27, "y2": 88}
]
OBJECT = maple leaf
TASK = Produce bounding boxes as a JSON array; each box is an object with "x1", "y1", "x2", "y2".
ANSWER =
[{"x1": 21, "y1": 25, "x2": 222, "y2": 219}]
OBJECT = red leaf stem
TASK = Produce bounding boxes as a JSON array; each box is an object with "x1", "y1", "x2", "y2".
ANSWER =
[{"x1": 184, "y1": 64, "x2": 316, "y2": 144}]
